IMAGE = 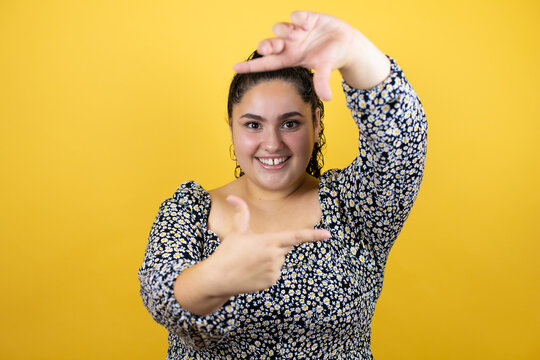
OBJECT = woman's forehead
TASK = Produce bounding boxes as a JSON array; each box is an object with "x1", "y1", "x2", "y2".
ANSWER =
[{"x1": 233, "y1": 80, "x2": 310, "y2": 115}]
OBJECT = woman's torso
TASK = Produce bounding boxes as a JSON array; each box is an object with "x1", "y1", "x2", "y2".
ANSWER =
[{"x1": 166, "y1": 176, "x2": 379, "y2": 359}]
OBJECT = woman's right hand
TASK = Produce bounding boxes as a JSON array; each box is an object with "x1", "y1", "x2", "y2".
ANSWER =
[
  {"x1": 174, "y1": 195, "x2": 330, "y2": 315},
  {"x1": 210, "y1": 195, "x2": 331, "y2": 295}
]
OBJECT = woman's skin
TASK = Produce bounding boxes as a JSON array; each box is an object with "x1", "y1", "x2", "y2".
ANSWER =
[{"x1": 173, "y1": 11, "x2": 391, "y2": 316}]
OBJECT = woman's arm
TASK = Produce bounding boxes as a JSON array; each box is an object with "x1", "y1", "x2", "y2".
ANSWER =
[
  {"x1": 338, "y1": 59, "x2": 427, "y2": 267},
  {"x1": 338, "y1": 30, "x2": 390, "y2": 90},
  {"x1": 234, "y1": 10, "x2": 427, "y2": 266},
  {"x1": 139, "y1": 183, "x2": 330, "y2": 349},
  {"x1": 138, "y1": 183, "x2": 239, "y2": 350},
  {"x1": 172, "y1": 257, "x2": 232, "y2": 316},
  {"x1": 172, "y1": 194, "x2": 330, "y2": 316}
]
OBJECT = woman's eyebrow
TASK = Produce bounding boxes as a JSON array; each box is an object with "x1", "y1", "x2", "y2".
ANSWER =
[
  {"x1": 240, "y1": 113, "x2": 264, "y2": 120},
  {"x1": 239, "y1": 111, "x2": 304, "y2": 121},
  {"x1": 279, "y1": 111, "x2": 304, "y2": 120}
]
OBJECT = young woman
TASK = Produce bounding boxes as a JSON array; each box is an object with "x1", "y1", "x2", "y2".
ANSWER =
[{"x1": 139, "y1": 10, "x2": 427, "y2": 359}]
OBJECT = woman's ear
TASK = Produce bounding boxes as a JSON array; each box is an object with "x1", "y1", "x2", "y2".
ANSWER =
[{"x1": 314, "y1": 107, "x2": 321, "y2": 142}]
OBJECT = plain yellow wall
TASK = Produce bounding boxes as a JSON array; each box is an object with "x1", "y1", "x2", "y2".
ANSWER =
[{"x1": 1, "y1": 0, "x2": 538, "y2": 359}]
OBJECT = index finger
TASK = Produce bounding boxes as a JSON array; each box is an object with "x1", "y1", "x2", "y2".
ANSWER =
[
  {"x1": 277, "y1": 229, "x2": 331, "y2": 248},
  {"x1": 233, "y1": 54, "x2": 289, "y2": 74}
]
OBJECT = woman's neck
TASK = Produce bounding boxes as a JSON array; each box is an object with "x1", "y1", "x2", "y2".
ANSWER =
[{"x1": 240, "y1": 174, "x2": 317, "y2": 204}]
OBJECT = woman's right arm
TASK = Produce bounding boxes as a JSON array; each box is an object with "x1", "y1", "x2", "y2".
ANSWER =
[
  {"x1": 138, "y1": 183, "x2": 239, "y2": 350},
  {"x1": 173, "y1": 193, "x2": 331, "y2": 315},
  {"x1": 172, "y1": 252, "x2": 232, "y2": 315},
  {"x1": 138, "y1": 182, "x2": 330, "y2": 348}
]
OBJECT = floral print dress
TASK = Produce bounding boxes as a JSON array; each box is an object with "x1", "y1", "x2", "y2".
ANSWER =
[{"x1": 138, "y1": 57, "x2": 427, "y2": 359}]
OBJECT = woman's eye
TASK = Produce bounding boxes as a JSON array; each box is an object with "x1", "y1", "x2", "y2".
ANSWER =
[
  {"x1": 283, "y1": 121, "x2": 299, "y2": 129},
  {"x1": 245, "y1": 122, "x2": 260, "y2": 129}
]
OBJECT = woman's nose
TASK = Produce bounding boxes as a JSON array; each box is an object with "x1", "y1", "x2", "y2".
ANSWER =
[{"x1": 262, "y1": 128, "x2": 283, "y2": 152}]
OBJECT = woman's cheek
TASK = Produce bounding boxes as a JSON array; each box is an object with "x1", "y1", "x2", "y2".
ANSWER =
[
  {"x1": 287, "y1": 132, "x2": 313, "y2": 159},
  {"x1": 233, "y1": 132, "x2": 260, "y2": 159}
]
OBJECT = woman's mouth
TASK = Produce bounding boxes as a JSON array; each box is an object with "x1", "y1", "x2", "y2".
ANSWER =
[{"x1": 256, "y1": 156, "x2": 290, "y2": 168}]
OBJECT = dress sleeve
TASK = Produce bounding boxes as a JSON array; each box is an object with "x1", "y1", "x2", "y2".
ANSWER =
[
  {"x1": 137, "y1": 182, "x2": 238, "y2": 350},
  {"x1": 332, "y1": 56, "x2": 427, "y2": 267}
]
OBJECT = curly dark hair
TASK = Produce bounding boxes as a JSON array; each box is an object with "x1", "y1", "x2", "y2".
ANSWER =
[{"x1": 227, "y1": 51, "x2": 326, "y2": 178}]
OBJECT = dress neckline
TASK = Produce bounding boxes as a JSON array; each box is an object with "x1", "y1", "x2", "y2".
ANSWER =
[{"x1": 190, "y1": 174, "x2": 332, "y2": 244}]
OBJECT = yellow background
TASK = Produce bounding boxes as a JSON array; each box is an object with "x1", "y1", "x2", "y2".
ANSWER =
[{"x1": 1, "y1": 0, "x2": 538, "y2": 359}]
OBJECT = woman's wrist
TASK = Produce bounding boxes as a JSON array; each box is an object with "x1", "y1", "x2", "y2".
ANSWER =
[
  {"x1": 339, "y1": 30, "x2": 391, "y2": 90},
  {"x1": 198, "y1": 254, "x2": 234, "y2": 298}
]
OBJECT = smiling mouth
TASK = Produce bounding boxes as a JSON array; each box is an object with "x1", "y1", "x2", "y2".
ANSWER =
[{"x1": 256, "y1": 156, "x2": 290, "y2": 166}]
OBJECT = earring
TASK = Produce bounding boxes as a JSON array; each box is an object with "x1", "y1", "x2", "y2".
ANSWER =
[
  {"x1": 229, "y1": 144, "x2": 236, "y2": 161},
  {"x1": 229, "y1": 144, "x2": 243, "y2": 178}
]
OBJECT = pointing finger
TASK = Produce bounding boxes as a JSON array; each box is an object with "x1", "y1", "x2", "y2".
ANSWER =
[
  {"x1": 226, "y1": 195, "x2": 250, "y2": 233},
  {"x1": 277, "y1": 229, "x2": 331, "y2": 248},
  {"x1": 233, "y1": 55, "x2": 289, "y2": 74}
]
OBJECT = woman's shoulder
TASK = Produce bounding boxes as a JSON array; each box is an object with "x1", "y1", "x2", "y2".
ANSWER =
[
  {"x1": 207, "y1": 178, "x2": 244, "y2": 201},
  {"x1": 165, "y1": 180, "x2": 211, "y2": 213},
  {"x1": 206, "y1": 180, "x2": 243, "y2": 239},
  {"x1": 319, "y1": 168, "x2": 344, "y2": 189},
  {"x1": 168, "y1": 179, "x2": 241, "y2": 210},
  {"x1": 207, "y1": 179, "x2": 241, "y2": 210}
]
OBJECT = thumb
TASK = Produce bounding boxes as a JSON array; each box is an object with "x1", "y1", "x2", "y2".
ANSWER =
[
  {"x1": 226, "y1": 195, "x2": 250, "y2": 233},
  {"x1": 313, "y1": 64, "x2": 333, "y2": 101}
]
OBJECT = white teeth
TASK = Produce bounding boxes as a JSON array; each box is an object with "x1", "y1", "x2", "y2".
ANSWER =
[{"x1": 258, "y1": 157, "x2": 288, "y2": 166}]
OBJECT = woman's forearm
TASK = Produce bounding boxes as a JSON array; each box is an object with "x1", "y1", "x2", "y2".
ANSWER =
[
  {"x1": 339, "y1": 30, "x2": 391, "y2": 90},
  {"x1": 173, "y1": 257, "x2": 232, "y2": 316}
]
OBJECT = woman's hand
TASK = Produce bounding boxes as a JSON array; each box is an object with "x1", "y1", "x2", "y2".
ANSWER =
[
  {"x1": 209, "y1": 195, "x2": 331, "y2": 296},
  {"x1": 233, "y1": 11, "x2": 391, "y2": 101},
  {"x1": 174, "y1": 195, "x2": 330, "y2": 316}
]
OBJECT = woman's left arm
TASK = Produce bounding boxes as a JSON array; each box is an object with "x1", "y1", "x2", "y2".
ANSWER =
[
  {"x1": 235, "y1": 11, "x2": 427, "y2": 266},
  {"x1": 338, "y1": 58, "x2": 427, "y2": 268}
]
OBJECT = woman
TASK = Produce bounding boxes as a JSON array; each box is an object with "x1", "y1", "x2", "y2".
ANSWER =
[{"x1": 139, "y1": 10, "x2": 427, "y2": 359}]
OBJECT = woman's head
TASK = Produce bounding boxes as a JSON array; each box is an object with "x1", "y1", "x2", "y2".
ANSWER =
[{"x1": 228, "y1": 51, "x2": 325, "y2": 179}]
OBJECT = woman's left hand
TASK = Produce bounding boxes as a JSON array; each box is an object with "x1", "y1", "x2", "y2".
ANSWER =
[{"x1": 233, "y1": 10, "x2": 391, "y2": 101}]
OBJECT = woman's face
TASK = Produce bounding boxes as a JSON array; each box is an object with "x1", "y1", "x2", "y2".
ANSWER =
[{"x1": 230, "y1": 80, "x2": 320, "y2": 193}]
